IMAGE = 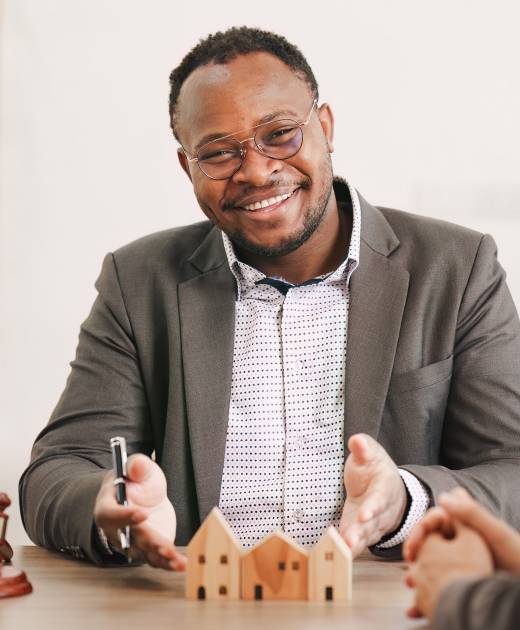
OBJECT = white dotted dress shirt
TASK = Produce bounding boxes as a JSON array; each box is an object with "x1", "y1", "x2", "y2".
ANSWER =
[{"x1": 218, "y1": 182, "x2": 429, "y2": 549}]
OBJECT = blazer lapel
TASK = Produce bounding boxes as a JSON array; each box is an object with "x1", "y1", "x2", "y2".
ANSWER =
[
  {"x1": 344, "y1": 193, "x2": 410, "y2": 450},
  {"x1": 178, "y1": 227, "x2": 236, "y2": 521}
]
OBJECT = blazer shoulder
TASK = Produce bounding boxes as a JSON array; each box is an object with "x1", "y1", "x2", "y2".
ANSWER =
[
  {"x1": 110, "y1": 220, "x2": 215, "y2": 275},
  {"x1": 377, "y1": 206, "x2": 486, "y2": 265}
]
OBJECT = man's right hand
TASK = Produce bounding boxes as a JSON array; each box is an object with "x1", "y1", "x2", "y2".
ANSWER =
[{"x1": 94, "y1": 453, "x2": 186, "y2": 571}]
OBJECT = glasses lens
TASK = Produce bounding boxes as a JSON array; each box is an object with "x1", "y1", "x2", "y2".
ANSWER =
[
  {"x1": 256, "y1": 120, "x2": 303, "y2": 159},
  {"x1": 197, "y1": 139, "x2": 242, "y2": 179}
]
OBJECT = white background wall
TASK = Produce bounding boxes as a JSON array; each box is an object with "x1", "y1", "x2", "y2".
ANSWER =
[{"x1": 1, "y1": 0, "x2": 519, "y2": 545}]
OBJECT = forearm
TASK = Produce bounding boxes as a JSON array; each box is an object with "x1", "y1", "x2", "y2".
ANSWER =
[
  {"x1": 19, "y1": 457, "x2": 108, "y2": 564},
  {"x1": 433, "y1": 574, "x2": 520, "y2": 630},
  {"x1": 400, "y1": 459, "x2": 520, "y2": 526}
]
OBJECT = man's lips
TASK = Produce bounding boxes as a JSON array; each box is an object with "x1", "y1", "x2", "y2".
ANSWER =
[
  {"x1": 228, "y1": 187, "x2": 300, "y2": 212},
  {"x1": 236, "y1": 187, "x2": 301, "y2": 218}
]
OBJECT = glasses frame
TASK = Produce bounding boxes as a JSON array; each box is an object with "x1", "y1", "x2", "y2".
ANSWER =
[{"x1": 181, "y1": 98, "x2": 318, "y2": 180}]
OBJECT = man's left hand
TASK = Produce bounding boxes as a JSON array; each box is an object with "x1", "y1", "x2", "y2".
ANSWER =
[{"x1": 339, "y1": 433, "x2": 407, "y2": 556}]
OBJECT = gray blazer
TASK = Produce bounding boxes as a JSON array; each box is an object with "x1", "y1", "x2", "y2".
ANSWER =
[
  {"x1": 434, "y1": 574, "x2": 520, "y2": 630},
  {"x1": 19, "y1": 178, "x2": 520, "y2": 563}
]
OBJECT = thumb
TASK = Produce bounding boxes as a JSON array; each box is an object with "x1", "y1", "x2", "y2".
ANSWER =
[
  {"x1": 126, "y1": 454, "x2": 167, "y2": 507},
  {"x1": 347, "y1": 434, "x2": 377, "y2": 466},
  {"x1": 127, "y1": 454, "x2": 155, "y2": 484}
]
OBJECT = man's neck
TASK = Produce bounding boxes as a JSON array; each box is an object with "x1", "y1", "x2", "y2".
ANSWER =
[{"x1": 235, "y1": 193, "x2": 352, "y2": 285}]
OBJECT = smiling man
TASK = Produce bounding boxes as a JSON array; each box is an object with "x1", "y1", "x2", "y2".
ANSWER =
[{"x1": 20, "y1": 27, "x2": 520, "y2": 569}]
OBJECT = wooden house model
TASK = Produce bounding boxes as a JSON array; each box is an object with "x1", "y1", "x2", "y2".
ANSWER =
[
  {"x1": 185, "y1": 507, "x2": 242, "y2": 600},
  {"x1": 241, "y1": 530, "x2": 309, "y2": 601},
  {"x1": 309, "y1": 526, "x2": 352, "y2": 602}
]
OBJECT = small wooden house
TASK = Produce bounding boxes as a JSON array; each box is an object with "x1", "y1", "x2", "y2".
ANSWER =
[
  {"x1": 308, "y1": 526, "x2": 352, "y2": 602},
  {"x1": 185, "y1": 507, "x2": 242, "y2": 600},
  {"x1": 241, "y1": 530, "x2": 309, "y2": 601}
]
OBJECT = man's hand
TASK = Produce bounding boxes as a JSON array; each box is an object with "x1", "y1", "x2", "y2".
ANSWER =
[
  {"x1": 404, "y1": 486, "x2": 520, "y2": 573},
  {"x1": 94, "y1": 454, "x2": 186, "y2": 571},
  {"x1": 404, "y1": 520, "x2": 494, "y2": 620},
  {"x1": 339, "y1": 433, "x2": 407, "y2": 556}
]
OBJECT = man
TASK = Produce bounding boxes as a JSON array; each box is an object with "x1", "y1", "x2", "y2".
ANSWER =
[
  {"x1": 19, "y1": 27, "x2": 520, "y2": 569},
  {"x1": 404, "y1": 487, "x2": 520, "y2": 629}
]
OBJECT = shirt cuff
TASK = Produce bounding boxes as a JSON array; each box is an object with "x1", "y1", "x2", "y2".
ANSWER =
[{"x1": 375, "y1": 469, "x2": 430, "y2": 549}]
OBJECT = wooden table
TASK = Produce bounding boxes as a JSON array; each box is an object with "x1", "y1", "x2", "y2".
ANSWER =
[{"x1": 1, "y1": 546, "x2": 427, "y2": 629}]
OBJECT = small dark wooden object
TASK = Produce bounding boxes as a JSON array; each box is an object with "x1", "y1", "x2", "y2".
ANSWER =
[{"x1": 0, "y1": 493, "x2": 32, "y2": 598}]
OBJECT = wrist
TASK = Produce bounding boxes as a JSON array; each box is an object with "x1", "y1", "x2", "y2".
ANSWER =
[{"x1": 389, "y1": 476, "x2": 409, "y2": 532}]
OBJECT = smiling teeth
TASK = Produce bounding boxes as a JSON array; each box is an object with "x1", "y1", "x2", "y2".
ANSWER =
[{"x1": 244, "y1": 190, "x2": 295, "y2": 211}]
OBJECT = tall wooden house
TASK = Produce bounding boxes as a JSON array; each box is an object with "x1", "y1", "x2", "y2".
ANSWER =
[
  {"x1": 185, "y1": 507, "x2": 242, "y2": 600},
  {"x1": 308, "y1": 526, "x2": 352, "y2": 602},
  {"x1": 241, "y1": 530, "x2": 309, "y2": 601}
]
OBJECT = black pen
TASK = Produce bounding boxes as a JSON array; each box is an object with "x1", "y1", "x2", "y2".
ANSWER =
[{"x1": 110, "y1": 436, "x2": 131, "y2": 551}]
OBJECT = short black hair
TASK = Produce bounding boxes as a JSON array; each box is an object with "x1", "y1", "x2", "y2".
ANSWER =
[{"x1": 168, "y1": 26, "x2": 319, "y2": 141}]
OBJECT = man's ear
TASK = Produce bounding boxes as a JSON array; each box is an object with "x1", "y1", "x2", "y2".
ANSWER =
[
  {"x1": 317, "y1": 102, "x2": 334, "y2": 154},
  {"x1": 177, "y1": 148, "x2": 192, "y2": 182}
]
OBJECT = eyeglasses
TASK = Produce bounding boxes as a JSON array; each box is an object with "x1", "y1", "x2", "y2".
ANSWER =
[{"x1": 182, "y1": 99, "x2": 317, "y2": 180}]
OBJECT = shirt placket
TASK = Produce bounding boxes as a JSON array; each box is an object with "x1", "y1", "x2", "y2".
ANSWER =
[{"x1": 280, "y1": 287, "x2": 309, "y2": 537}]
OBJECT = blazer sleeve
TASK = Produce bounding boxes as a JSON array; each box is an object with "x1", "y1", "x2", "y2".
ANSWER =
[
  {"x1": 433, "y1": 574, "x2": 520, "y2": 630},
  {"x1": 19, "y1": 253, "x2": 153, "y2": 565},
  {"x1": 401, "y1": 233, "x2": 520, "y2": 524}
]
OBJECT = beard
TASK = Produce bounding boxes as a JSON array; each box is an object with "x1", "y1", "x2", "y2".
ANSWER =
[{"x1": 224, "y1": 157, "x2": 334, "y2": 258}]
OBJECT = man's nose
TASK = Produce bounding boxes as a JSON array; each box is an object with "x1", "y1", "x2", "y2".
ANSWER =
[{"x1": 231, "y1": 139, "x2": 282, "y2": 186}]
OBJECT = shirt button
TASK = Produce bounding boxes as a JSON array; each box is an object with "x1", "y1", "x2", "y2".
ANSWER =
[
  {"x1": 293, "y1": 508, "x2": 304, "y2": 522},
  {"x1": 289, "y1": 360, "x2": 304, "y2": 375}
]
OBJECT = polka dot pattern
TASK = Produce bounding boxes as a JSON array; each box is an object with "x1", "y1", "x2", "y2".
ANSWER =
[
  {"x1": 218, "y1": 182, "x2": 430, "y2": 549},
  {"x1": 218, "y1": 183, "x2": 360, "y2": 548}
]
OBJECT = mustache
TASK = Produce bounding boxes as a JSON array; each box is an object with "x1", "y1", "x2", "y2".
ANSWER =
[{"x1": 223, "y1": 177, "x2": 311, "y2": 211}]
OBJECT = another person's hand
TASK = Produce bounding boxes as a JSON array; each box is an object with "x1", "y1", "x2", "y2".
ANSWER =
[
  {"x1": 404, "y1": 486, "x2": 520, "y2": 574},
  {"x1": 405, "y1": 520, "x2": 493, "y2": 619},
  {"x1": 94, "y1": 454, "x2": 186, "y2": 571},
  {"x1": 339, "y1": 433, "x2": 408, "y2": 556}
]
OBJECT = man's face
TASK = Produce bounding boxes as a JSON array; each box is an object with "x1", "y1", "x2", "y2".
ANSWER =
[{"x1": 176, "y1": 52, "x2": 335, "y2": 257}]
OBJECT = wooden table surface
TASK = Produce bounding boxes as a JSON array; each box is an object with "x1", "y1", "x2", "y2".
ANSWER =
[{"x1": 1, "y1": 546, "x2": 428, "y2": 630}]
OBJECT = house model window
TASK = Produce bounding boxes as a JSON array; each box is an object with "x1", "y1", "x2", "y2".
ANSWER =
[
  {"x1": 198, "y1": 554, "x2": 205, "y2": 564},
  {"x1": 278, "y1": 561, "x2": 286, "y2": 571},
  {"x1": 325, "y1": 552, "x2": 334, "y2": 561},
  {"x1": 292, "y1": 561, "x2": 300, "y2": 571},
  {"x1": 220, "y1": 554, "x2": 228, "y2": 564},
  {"x1": 219, "y1": 585, "x2": 227, "y2": 595}
]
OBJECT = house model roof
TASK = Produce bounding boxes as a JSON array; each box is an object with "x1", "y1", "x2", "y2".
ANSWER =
[
  {"x1": 187, "y1": 506, "x2": 242, "y2": 551},
  {"x1": 245, "y1": 529, "x2": 308, "y2": 555}
]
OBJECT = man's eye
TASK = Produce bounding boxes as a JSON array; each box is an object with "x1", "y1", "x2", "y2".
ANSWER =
[
  {"x1": 264, "y1": 126, "x2": 298, "y2": 144},
  {"x1": 199, "y1": 149, "x2": 236, "y2": 163}
]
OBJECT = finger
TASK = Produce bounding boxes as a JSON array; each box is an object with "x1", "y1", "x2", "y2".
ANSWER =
[
  {"x1": 404, "y1": 506, "x2": 453, "y2": 562},
  {"x1": 339, "y1": 522, "x2": 366, "y2": 556},
  {"x1": 404, "y1": 574, "x2": 415, "y2": 588},
  {"x1": 128, "y1": 524, "x2": 187, "y2": 571},
  {"x1": 158, "y1": 546, "x2": 187, "y2": 571},
  {"x1": 341, "y1": 515, "x2": 386, "y2": 555},
  {"x1": 126, "y1": 454, "x2": 155, "y2": 483},
  {"x1": 95, "y1": 504, "x2": 148, "y2": 530},
  {"x1": 146, "y1": 548, "x2": 184, "y2": 571},
  {"x1": 347, "y1": 434, "x2": 378, "y2": 466},
  {"x1": 440, "y1": 488, "x2": 519, "y2": 544},
  {"x1": 136, "y1": 536, "x2": 187, "y2": 571},
  {"x1": 406, "y1": 606, "x2": 423, "y2": 619}
]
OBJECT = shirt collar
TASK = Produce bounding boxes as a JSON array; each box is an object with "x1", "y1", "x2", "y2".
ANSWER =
[{"x1": 222, "y1": 180, "x2": 361, "y2": 301}]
